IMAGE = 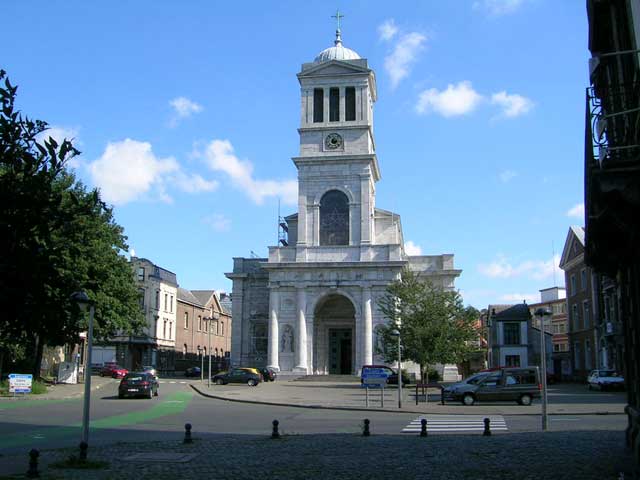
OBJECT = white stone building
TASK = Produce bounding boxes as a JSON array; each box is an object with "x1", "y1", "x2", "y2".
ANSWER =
[{"x1": 226, "y1": 29, "x2": 461, "y2": 375}]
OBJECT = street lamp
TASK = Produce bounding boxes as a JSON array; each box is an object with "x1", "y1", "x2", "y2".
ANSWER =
[
  {"x1": 204, "y1": 312, "x2": 220, "y2": 388},
  {"x1": 535, "y1": 307, "x2": 552, "y2": 431},
  {"x1": 71, "y1": 291, "x2": 94, "y2": 448},
  {"x1": 390, "y1": 329, "x2": 402, "y2": 409}
]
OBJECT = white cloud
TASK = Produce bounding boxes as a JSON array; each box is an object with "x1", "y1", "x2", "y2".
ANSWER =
[
  {"x1": 169, "y1": 97, "x2": 203, "y2": 127},
  {"x1": 478, "y1": 254, "x2": 561, "y2": 281},
  {"x1": 378, "y1": 19, "x2": 398, "y2": 41},
  {"x1": 567, "y1": 203, "x2": 585, "y2": 219},
  {"x1": 416, "y1": 81, "x2": 483, "y2": 117},
  {"x1": 89, "y1": 139, "x2": 217, "y2": 205},
  {"x1": 499, "y1": 170, "x2": 518, "y2": 183},
  {"x1": 203, "y1": 213, "x2": 231, "y2": 232},
  {"x1": 204, "y1": 139, "x2": 297, "y2": 205},
  {"x1": 404, "y1": 241, "x2": 423, "y2": 256},
  {"x1": 500, "y1": 292, "x2": 539, "y2": 304},
  {"x1": 491, "y1": 91, "x2": 534, "y2": 118},
  {"x1": 384, "y1": 31, "x2": 427, "y2": 89},
  {"x1": 473, "y1": 0, "x2": 526, "y2": 16}
]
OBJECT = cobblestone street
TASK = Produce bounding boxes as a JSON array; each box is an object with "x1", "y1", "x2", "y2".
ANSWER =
[{"x1": 1, "y1": 430, "x2": 634, "y2": 479}]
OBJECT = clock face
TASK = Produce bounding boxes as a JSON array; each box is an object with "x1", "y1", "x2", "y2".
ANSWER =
[{"x1": 325, "y1": 133, "x2": 343, "y2": 150}]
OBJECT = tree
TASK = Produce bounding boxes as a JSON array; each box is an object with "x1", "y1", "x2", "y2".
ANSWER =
[
  {"x1": 0, "y1": 70, "x2": 145, "y2": 377},
  {"x1": 376, "y1": 268, "x2": 479, "y2": 383}
]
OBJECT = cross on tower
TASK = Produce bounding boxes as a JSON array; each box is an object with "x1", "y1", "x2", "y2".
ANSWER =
[{"x1": 332, "y1": 9, "x2": 344, "y2": 30}]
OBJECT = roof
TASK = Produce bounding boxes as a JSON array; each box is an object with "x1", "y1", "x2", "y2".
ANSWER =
[
  {"x1": 219, "y1": 293, "x2": 232, "y2": 315},
  {"x1": 489, "y1": 303, "x2": 531, "y2": 322},
  {"x1": 314, "y1": 29, "x2": 360, "y2": 64},
  {"x1": 191, "y1": 290, "x2": 214, "y2": 307},
  {"x1": 177, "y1": 288, "x2": 204, "y2": 307},
  {"x1": 559, "y1": 225, "x2": 586, "y2": 269}
]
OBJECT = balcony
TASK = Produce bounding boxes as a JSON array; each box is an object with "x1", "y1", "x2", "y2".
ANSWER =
[{"x1": 587, "y1": 82, "x2": 640, "y2": 168}]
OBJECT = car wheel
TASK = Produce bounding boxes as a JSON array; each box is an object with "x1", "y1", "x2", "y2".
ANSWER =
[
  {"x1": 118, "y1": 393, "x2": 124, "y2": 399},
  {"x1": 154, "y1": 387, "x2": 159, "y2": 397},
  {"x1": 462, "y1": 393, "x2": 475, "y2": 406},
  {"x1": 588, "y1": 384, "x2": 592, "y2": 390},
  {"x1": 216, "y1": 378, "x2": 224, "y2": 385},
  {"x1": 519, "y1": 394, "x2": 533, "y2": 406},
  {"x1": 247, "y1": 379, "x2": 257, "y2": 386}
]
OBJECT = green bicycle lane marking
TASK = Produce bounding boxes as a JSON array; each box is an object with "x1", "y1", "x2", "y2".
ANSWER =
[{"x1": 0, "y1": 391, "x2": 193, "y2": 449}]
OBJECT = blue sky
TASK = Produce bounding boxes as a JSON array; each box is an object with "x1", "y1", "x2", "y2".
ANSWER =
[{"x1": 3, "y1": 1, "x2": 588, "y2": 309}]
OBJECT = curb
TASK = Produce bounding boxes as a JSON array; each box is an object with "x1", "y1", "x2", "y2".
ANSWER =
[
  {"x1": 0, "y1": 378, "x2": 112, "y2": 402},
  {"x1": 189, "y1": 384, "x2": 625, "y2": 416}
]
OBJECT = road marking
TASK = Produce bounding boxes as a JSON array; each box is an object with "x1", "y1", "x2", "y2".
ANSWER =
[{"x1": 402, "y1": 415, "x2": 508, "y2": 434}]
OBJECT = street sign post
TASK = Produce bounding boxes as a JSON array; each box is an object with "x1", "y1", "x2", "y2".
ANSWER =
[
  {"x1": 9, "y1": 373, "x2": 33, "y2": 395},
  {"x1": 361, "y1": 368, "x2": 390, "y2": 407}
]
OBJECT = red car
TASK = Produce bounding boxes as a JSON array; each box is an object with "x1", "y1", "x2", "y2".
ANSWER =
[{"x1": 100, "y1": 363, "x2": 128, "y2": 379}]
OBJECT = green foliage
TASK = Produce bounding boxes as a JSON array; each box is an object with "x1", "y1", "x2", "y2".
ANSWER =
[
  {"x1": 376, "y1": 269, "x2": 479, "y2": 382},
  {"x1": 0, "y1": 69, "x2": 145, "y2": 375}
]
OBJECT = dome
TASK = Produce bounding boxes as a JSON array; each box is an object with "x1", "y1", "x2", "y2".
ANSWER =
[{"x1": 313, "y1": 30, "x2": 361, "y2": 64}]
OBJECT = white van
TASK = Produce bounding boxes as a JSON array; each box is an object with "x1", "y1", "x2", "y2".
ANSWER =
[{"x1": 442, "y1": 365, "x2": 462, "y2": 382}]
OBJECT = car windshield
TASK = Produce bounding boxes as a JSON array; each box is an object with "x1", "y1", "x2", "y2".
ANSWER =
[
  {"x1": 124, "y1": 374, "x2": 144, "y2": 381},
  {"x1": 599, "y1": 370, "x2": 618, "y2": 377},
  {"x1": 465, "y1": 373, "x2": 489, "y2": 384}
]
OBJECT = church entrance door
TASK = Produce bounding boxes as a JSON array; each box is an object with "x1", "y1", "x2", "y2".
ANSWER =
[{"x1": 329, "y1": 328, "x2": 352, "y2": 374}]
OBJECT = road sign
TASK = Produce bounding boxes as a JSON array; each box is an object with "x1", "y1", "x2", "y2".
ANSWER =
[
  {"x1": 9, "y1": 373, "x2": 33, "y2": 394},
  {"x1": 361, "y1": 368, "x2": 390, "y2": 388}
]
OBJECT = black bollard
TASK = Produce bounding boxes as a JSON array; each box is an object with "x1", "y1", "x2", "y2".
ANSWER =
[
  {"x1": 184, "y1": 423, "x2": 193, "y2": 444},
  {"x1": 363, "y1": 419, "x2": 370, "y2": 437},
  {"x1": 420, "y1": 418, "x2": 428, "y2": 437},
  {"x1": 483, "y1": 418, "x2": 491, "y2": 436},
  {"x1": 26, "y1": 449, "x2": 39, "y2": 478},
  {"x1": 79, "y1": 441, "x2": 88, "y2": 461},
  {"x1": 271, "y1": 420, "x2": 280, "y2": 439}
]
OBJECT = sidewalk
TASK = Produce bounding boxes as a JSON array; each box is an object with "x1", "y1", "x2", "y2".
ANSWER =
[
  {"x1": 190, "y1": 379, "x2": 627, "y2": 416},
  {"x1": 0, "y1": 376, "x2": 113, "y2": 402},
  {"x1": 0, "y1": 430, "x2": 634, "y2": 479}
]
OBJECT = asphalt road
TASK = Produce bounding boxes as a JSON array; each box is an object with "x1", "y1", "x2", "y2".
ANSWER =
[{"x1": 0, "y1": 379, "x2": 627, "y2": 456}]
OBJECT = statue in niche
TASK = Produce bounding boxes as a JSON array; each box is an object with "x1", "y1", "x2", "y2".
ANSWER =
[{"x1": 281, "y1": 325, "x2": 294, "y2": 353}]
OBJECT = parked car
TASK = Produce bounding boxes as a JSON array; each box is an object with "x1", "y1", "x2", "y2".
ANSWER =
[
  {"x1": 260, "y1": 367, "x2": 277, "y2": 382},
  {"x1": 212, "y1": 368, "x2": 261, "y2": 386},
  {"x1": 443, "y1": 367, "x2": 541, "y2": 406},
  {"x1": 587, "y1": 370, "x2": 625, "y2": 391},
  {"x1": 184, "y1": 366, "x2": 201, "y2": 377},
  {"x1": 360, "y1": 365, "x2": 411, "y2": 386},
  {"x1": 100, "y1": 363, "x2": 128, "y2": 379},
  {"x1": 118, "y1": 372, "x2": 159, "y2": 399}
]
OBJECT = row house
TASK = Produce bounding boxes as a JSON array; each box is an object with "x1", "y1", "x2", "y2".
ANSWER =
[
  {"x1": 559, "y1": 226, "x2": 599, "y2": 381},
  {"x1": 486, "y1": 303, "x2": 552, "y2": 372},
  {"x1": 93, "y1": 256, "x2": 178, "y2": 371},
  {"x1": 529, "y1": 287, "x2": 570, "y2": 380},
  {"x1": 175, "y1": 289, "x2": 232, "y2": 373}
]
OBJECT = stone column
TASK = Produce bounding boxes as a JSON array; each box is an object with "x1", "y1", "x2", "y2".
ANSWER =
[
  {"x1": 267, "y1": 288, "x2": 280, "y2": 371},
  {"x1": 339, "y1": 87, "x2": 346, "y2": 122},
  {"x1": 362, "y1": 286, "x2": 373, "y2": 367},
  {"x1": 323, "y1": 87, "x2": 330, "y2": 123},
  {"x1": 312, "y1": 203, "x2": 320, "y2": 246},
  {"x1": 294, "y1": 288, "x2": 308, "y2": 373}
]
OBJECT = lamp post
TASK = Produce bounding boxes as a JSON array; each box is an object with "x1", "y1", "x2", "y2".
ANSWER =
[
  {"x1": 71, "y1": 291, "x2": 94, "y2": 447},
  {"x1": 391, "y1": 329, "x2": 402, "y2": 409},
  {"x1": 199, "y1": 346, "x2": 203, "y2": 382},
  {"x1": 535, "y1": 307, "x2": 552, "y2": 431}
]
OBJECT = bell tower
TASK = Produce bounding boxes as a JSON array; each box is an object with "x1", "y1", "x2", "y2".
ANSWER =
[{"x1": 292, "y1": 26, "x2": 380, "y2": 252}]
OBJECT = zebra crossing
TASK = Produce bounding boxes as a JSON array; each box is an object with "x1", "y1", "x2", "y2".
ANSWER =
[{"x1": 401, "y1": 415, "x2": 508, "y2": 434}]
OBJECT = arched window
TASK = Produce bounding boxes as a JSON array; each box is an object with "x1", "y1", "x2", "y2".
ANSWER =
[{"x1": 320, "y1": 190, "x2": 349, "y2": 245}]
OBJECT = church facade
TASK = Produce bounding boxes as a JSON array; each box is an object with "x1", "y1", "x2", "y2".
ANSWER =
[{"x1": 226, "y1": 29, "x2": 461, "y2": 375}]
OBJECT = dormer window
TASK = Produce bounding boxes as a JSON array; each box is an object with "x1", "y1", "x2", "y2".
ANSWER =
[{"x1": 329, "y1": 88, "x2": 340, "y2": 121}]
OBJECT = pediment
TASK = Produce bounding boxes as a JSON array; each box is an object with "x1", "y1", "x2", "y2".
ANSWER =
[{"x1": 299, "y1": 60, "x2": 370, "y2": 78}]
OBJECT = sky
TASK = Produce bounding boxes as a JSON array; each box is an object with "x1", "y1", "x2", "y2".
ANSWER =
[{"x1": 3, "y1": 0, "x2": 589, "y2": 309}]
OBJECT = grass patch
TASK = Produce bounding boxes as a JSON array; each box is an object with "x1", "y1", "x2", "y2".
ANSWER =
[
  {"x1": 0, "y1": 379, "x2": 48, "y2": 396},
  {"x1": 50, "y1": 455, "x2": 109, "y2": 470}
]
